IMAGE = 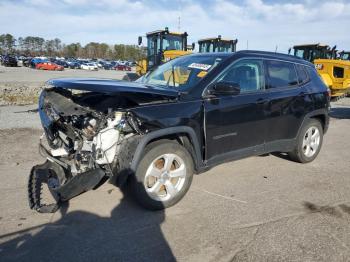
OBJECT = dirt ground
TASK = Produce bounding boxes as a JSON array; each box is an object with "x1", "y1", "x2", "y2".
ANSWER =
[
  {"x1": 0, "y1": 73, "x2": 350, "y2": 261},
  {"x1": 0, "y1": 65, "x2": 128, "y2": 105}
]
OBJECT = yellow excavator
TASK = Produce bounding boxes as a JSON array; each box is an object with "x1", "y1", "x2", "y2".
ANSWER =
[
  {"x1": 339, "y1": 51, "x2": 350, "y2": 61},
  {"x1": 124, "y1": 27, "x2": 192, "y2": 81},
  {"x1": 291, "y1": 43, "x2": 350, "y2": 98},
  {"x1": 198, "y1": 35, "x2": 238, "y2": 53}
]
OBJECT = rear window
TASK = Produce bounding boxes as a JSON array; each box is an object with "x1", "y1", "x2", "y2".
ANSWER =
[
  {"x1": 266, "y1": 60, "x2": 298, "y2": 89},
  {"x1": 295, "y1": 64, "x2": 310, "y2": 84}
]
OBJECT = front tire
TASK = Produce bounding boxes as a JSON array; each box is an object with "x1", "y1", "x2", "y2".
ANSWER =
[
  {"x1": 288, "y1": 119, "x2": 323, "y2": 163},
  {"x1": 129, "y1": 141, "x2": 194, "y2": 210}
]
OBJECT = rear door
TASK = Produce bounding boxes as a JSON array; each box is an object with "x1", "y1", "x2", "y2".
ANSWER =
[
  {"x1": 263, "y1": 60, "x2": 306, "y2": 150},
  {"x1": 204, "y1": 58, "x2": 269, "y2": 160}
]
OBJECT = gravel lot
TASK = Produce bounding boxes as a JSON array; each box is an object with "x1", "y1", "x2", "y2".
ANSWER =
[
  {"x1": 0, "y1": 65, "x2": 128, "y2": 105},
  {"x1": 0, "y1": 69, "x2": 350, "y2": 261}
]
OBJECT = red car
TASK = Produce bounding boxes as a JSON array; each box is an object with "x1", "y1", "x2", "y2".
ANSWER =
[
  {"x1": 36, "y1": 62, "x2": 64, "y2": 71},
  {"x1": 115, "y1": 64, "x2": 131, "y2": 71}
]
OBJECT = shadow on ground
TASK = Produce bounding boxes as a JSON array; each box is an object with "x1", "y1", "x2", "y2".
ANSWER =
[
  {"x1": 330, "y1": 107, "x2": 350, "y2": 119},
  {"x1": 0, "y1": 185, "x2": 175, "y2": 262},
  {"x1": 303, "y1": 201, "x2": 350, "y2": 218},
  {"x1": 270, "y1": 152, "x2": 291, "y2": 161}
]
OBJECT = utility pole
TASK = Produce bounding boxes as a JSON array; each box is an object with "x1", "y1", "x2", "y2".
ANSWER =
[
  {"x1": 177, "y1": 1, "x2": 181, "y2": 31},
  {"x1": 246, "y1": 40, "x2": 249, "y2": 50}
]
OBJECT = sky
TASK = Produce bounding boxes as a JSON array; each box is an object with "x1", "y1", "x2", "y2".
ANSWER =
[{"x1": 0, "y1": 0, "x2": 350, "y2": 53}]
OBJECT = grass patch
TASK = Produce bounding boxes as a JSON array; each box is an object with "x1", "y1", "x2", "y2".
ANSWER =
[{"x1": 0, "y1": 94, "x2": 38, "y2": 105}]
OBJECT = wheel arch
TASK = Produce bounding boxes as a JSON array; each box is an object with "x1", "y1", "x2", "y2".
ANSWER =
[
  {"x1": 130, "y1": 127, "x2": 203, "y2": 173},
  {"x1": 297, "y1": 109, "x2": 329, "y2": 138},
  {"x1": 310, "y1": 114, "x2": 326, "y2": 132}
]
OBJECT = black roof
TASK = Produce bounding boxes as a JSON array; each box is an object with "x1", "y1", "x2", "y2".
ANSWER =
[
  {"x1": 198, "y1": 37, "x2": 237, "y2": 43},
  {"x1": 188, "y1": 52, "x2": 231, "y2": 57},
  {"x1": 188, "y1": 50, "x2": 313, "y2": 67}
]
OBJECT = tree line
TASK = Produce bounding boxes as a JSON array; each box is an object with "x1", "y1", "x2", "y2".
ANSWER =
[{"x1": 0, "y1": 33, "x2": 145, "y2": 61}]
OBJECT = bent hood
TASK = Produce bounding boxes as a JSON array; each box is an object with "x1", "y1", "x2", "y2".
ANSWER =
[{"x1": 47, "y1": 78, "x2": 179, "y2": 98}]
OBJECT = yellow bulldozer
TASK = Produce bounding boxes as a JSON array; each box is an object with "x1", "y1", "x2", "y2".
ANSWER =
[
  {"x1": 124, "y1": 27, "x2": 192, "y2": 81},
  {"x1": 291, "y1": 43, "x2": 350, "y2": 98},
  {"x1": 198, "y1": 35, "x2": 238, "y2": 53}
]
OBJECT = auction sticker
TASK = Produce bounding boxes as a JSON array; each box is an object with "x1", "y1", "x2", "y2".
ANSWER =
[{"x1": 188, "y1": 63, "x2": 212, "y2": 71}]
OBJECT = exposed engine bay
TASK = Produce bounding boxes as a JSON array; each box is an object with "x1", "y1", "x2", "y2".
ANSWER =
[
  {"x1": 41, "y1": 89, "x2": 130, "y2": 173},
  {"x1": 29, "y1": 83, "x2": 175, "y2": 213}
]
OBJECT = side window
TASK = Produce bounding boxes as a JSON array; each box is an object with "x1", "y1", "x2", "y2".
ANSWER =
[
  {"x1": 333, "y1": 67, "x2": 344, "y2": 78},
  {"x1": 266, "y1": 60, "x2": 298, "y2": 89},
  {"x1": 217, "y1": 59, "x2": 264, "y2": 93},
  {"x1": 295, "y1": 64, "x2": 310, "y2": 85}
]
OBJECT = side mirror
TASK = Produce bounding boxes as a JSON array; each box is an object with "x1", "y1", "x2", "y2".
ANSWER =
[
  {"x1": 209, "y1": 81, "x2": 240, "y2": 96},
  {"x1": 192, "y1": 42, "x2": 195, "y2": 50},
  {"x1": 138, "y1": 36, "x2": 142, "y2": 46}
]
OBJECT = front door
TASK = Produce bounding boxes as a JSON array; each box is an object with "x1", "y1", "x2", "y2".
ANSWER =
[{"x1": 204, "y1": 59, "x2": 269, "y2": 161}]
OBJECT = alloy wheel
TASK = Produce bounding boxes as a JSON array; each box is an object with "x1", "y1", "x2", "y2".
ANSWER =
[
  {"x1": 302, "y1": 126, "x2": 321, "y2": 158},
  {"x1": 144, "y1": 153, "x2": 187, "y2": 202}
]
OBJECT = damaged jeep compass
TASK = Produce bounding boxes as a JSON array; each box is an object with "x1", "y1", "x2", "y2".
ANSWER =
[{"x1": 30, "y1": 51, "x2": 330, "y2": 212}]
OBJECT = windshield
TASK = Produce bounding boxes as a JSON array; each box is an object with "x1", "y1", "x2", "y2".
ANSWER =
[
  {"x1": 341, "y1": 53, "x2": 350, "y2": 60},
  {"x1": 217, "y1": 42, "x2": 233, "y2": 52},
  {"x1": 139, "y1": 55, "x2": 226, "y2": 90},
  {"x1": 163, "y1": 35, "x2": 183, "y2": 51},
  {"x1": 294, "y1": 48, "x2": 310, "y2": 60},
  {"x1": 199, "y1": 42, "x2": 214, "y2": 53},
  {"x1": 294, "y1": 47, "x2": 337, "y2": 62},
  {"x1": 199, "y1": 41, "x2": 233, "y2": 53}
]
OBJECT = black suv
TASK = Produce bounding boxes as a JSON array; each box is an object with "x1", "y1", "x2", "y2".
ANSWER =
[
  {"x1": 1, "y1": 55, "x2": 17, "y2": 67},
  {"x1": 30, "y1": 51, "x2": 329, "y2": 212}
]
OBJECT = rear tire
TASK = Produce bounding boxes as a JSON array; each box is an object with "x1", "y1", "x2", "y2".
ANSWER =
[
  {"x1": 129, "y1": 140, "x2": 194, "y2": 210},
  {"x1": 288, "y1": 119, "x2": 323, "y2": 163}
]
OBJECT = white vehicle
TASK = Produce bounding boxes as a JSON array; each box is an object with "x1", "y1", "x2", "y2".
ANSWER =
[{"x1": 81, "y1": 63, "x2": 98, "y2": 71}]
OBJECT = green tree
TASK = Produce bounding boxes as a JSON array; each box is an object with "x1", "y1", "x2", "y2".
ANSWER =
[
  {"x1": 3, "y1": 33, "x2": 145, "y2": 59},
  {"x1": 23, "y1": 36, "x2": 36, "y2": 55},
  {"x1": 0, "y1": 34, "x2": 16, "y2": 53},
  {"x1": 34, "y1": 37, "x2": 45, "y2": 54},
  {"x1": 45, "y1": 40, "x2": 55, "y2": 56},
  {"x1": 63, "y1": 43, "x2": 82, "y2": 57},
  {"x1": 17, "y1": 37, "x2": 24, "y2": 52},
  {"x1": 54, "y1": 38, "x2": 62, "y2": 54}
]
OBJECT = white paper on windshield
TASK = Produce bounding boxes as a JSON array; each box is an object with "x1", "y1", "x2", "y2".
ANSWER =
[{"x1": 188, "y1": 63, "x2": 212, "y2": 71}]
